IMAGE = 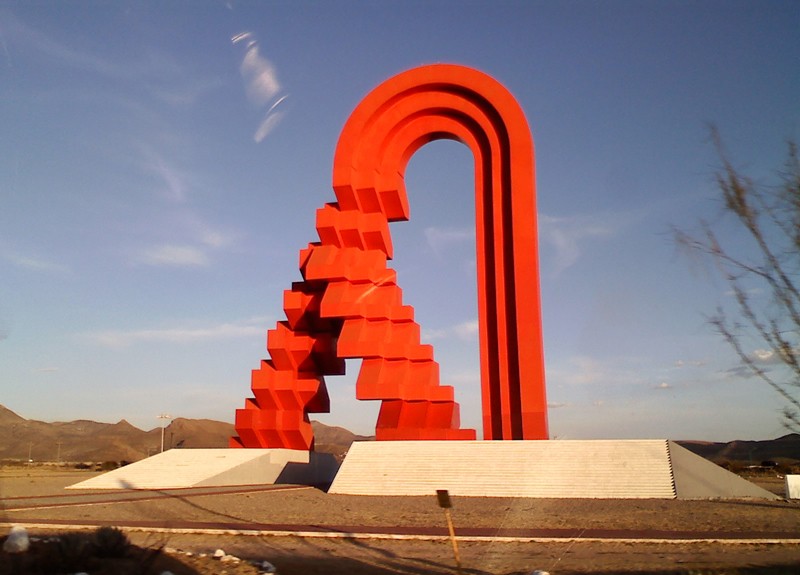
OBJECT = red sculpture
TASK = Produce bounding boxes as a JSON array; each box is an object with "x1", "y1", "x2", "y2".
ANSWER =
[{"x1": 232, "y1": 64, "x2": 548, "y2": 450}]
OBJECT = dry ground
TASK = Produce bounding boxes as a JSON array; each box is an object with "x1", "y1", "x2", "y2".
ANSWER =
[{"x1": 1, "y1": 467, "x2": 799, "y2": 574}]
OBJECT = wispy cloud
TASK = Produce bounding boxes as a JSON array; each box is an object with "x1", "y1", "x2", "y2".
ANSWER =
[
  {"x1": 232, "y1": 31, "x2": 288, "y2": 142},
  {"x1": 674, "y1": 359, "x2": 707, "y2": 368},
  {"x1": 723, "y1": 365, "x2": 757, "y2": 379},
  {"x1": 133, "y1": 244, "x2": 209, "y2": 267},
  {"x1": 721, "y1": 345, "x2": 799, "y2": 380},
  {"x1": 0, "y1": 28, "x2": 12, "y2": 69},
  {"x1": 139, "y1": 146, "x2": 190, "y2": 203},
  {"x1": 724, "y1": 287, "x2": 764, "y2": 298},
  {"x1": 547, "y1": 355, "x2": 650, "y2": 388},
  {"x1": 749, "y1": 348, "x2": 796, "y2": 366},
  {"x1": 539, "y1": 213, "x2": 617, "y2": 276},
  {"x1": 424, "y1": 227, "x2": 474, "y2": 256},
  {"x1": 446, "y1": 371, "x2": 479, "y2": 385},
  {"x1": 131, "y1": 214, "x2": 237, "y2": 268},
  {"x1": 83, "y1": 317, "x2": 270, "y2": 349},
  {"x1": 4, "y1": 13, "x2": 206, "y2": 105},
  {"x1": 0, "y1": 243, "x2": 69, "y2": 273},
  {"x1": 3, "y1": 12, "x2": 122, "y2": 78},
  {"x1": 423, "y1": 319, "x2": 479, "y2": 342},
  {"x1": 130, "y1": 148, "x2": 238, "y2": 267}
]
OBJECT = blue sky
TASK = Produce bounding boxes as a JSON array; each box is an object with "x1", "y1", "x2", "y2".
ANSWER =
[{"x1": 1, "y1": 1, "x2": 798, "y2": 441}]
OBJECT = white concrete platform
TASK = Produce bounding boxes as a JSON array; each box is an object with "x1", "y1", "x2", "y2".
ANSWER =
[
  {"x1": 785, "y1": 475, "x2": 800, "y2": 499},
  {"x1": 67, "y1": 448, "x2": 339, "y2": 490},
  {"x1": 328, "y1": 440, "x2": 779, "y2": 499}
]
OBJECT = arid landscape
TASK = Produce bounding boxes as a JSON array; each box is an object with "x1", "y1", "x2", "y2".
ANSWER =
[
  {"x1": 0, "y1": 404, "x2": 371, "y2": 464},
  {"x1": 2, "y1": 466, "x2": 799, "y2": 575},
  {"x1": 2, "y1": 404, "x2": 799, "y2": 470},
  {"x1": 2, "y1": 403, "x2": 800, "y2": 574}
]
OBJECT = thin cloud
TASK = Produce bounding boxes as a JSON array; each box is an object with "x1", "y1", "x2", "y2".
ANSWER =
[
  {"x1": 424, "y1": 226, "x2": 474, "y2": 256},
  {"x1": 0, "y1": 244, "x2": 69, "y2": 273},
  {"x1": 422, "y1": 318, "x2": 479, "y2": 342},
  {"x1": 134, "y1": 244, "x2": 209, "y2": 267},
  {"x1": 177, "y1": 212, "x2": 238, "y2": 249},
  {"x1": 453, "y1": 319, "x2": 479, "y2": 340},
  {"x1": 197, "y1": 227, "x2": 235, "y2": 249},
  {"x1": 1, "y1": 30, "x2": 12, "y2": 69},
  {"x1": 83, "y1": 317, "x2": 269, "y2": 349},
  {"x1": 724, "y1": 365, "x2": 758, "y2": 379},
  {"x1": 127, "y1": 149, "x2": 238, "y2": 266},
  {"x1": 724, "y1": 287, "x2": 764, "y2": 298},
  {"x1": 5, "y1": 13, "x2": 216, "y2": 107},
  {"x1": 716, "y1": 346, "x2": 800, "y2": 380},
  {"x1": 232, "y1": 31, "x2": 287, "y2": 142},
  {"x1": 749, "y1": 348, "x2": 795, "y2": 366},
  {"x1": 674, "y1": 359, "x2": 707, "y2": 368},
  {"x1": 446, "y1": 371, "x2": 479, "y2": 385},
  {"x1": 548, "y1": 355, "x2": 649, "y2": 388},
  {"x1": 3, "y1": 12, "x2": 122, "y2": 78},
  {"x1": 139, "y1": 147, "x2": 190, "y2": 203},
  {"x1": 539, "y1": 213, "x2": 616, "y2": 276},
  {"x1": 130, "y1": 217, "x2": 238, "y2": 267}
]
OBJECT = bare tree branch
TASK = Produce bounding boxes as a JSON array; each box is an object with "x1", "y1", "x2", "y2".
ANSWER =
[{"x1": 676, "y1": 129, "x2": 800, "y2": 433}]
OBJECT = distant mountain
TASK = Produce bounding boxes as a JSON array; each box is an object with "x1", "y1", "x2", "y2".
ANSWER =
[
  {"x1": 312, "y1": 421, "x2": 373, "y2": 461},
  {"x1": 0, "y1": 404, "x2": 372, "y2": 463},
  {"x1": 0, "y1": 404, "x2": 25, "y2": 426},
  {"x1": 676, "y1": 434, "x2": 800, "y2": 465},
  {"x1": 4, "y1": 403, "x2": 794, "y2": 466}
]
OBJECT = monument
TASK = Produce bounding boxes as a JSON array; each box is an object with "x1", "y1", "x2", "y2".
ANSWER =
[
  {"x1": 231, "y1": 64, "x2": 548, "y2": 450},
  {"x1": 70, "y1": 65, "x2": 778, "y2": 498}
]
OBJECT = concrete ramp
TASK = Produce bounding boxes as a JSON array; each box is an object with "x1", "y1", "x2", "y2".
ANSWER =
[
  {"x1": 329, "y1": 440, "x2": 778, "y2": 499},
  {"x1": 68, "y1": 449, "x2": 338, "y2": 490},
  {"x1": 668, "y1": 440, "x2": 778, "y2": 499}
]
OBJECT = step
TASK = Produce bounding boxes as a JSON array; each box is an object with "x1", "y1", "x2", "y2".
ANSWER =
[
  {"x1": 67, "y1": 448, "x2": 338, "y2": 490},
  {"x1": 329, "y1": 440, "x2": 778, "y2": 499}
]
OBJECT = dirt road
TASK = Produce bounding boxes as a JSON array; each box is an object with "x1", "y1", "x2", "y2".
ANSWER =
[{"x1": 1, "y1": 468, "x2": 799, "y2": 574}]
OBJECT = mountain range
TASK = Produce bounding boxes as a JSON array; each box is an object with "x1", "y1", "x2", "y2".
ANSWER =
[
  {"x1": 1, "y1": 404, "x2": 798, "y2": 465},
  {"x1": 0, "y1": 404, "x2": 369, "y2": 463}
]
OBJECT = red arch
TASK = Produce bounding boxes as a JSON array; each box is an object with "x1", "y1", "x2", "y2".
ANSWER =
[{"x1": 232, "y1": 65, "x2": 548, "y2": 449}]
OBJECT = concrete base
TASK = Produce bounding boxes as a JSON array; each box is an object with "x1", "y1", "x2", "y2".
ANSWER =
[
  {"x1": 329, "y1": 440, "x2": 779, "y2": 499},
  {"x1": 786, "y1": 475, "x2": 800, "y2": 499},
  {"x1": 68, "y1": 449, "x2": 339, "y2": 490}
]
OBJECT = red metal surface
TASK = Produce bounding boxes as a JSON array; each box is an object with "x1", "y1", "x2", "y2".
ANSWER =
[{"x1": 233, "y1": 64, "x2": 547, "y2": 449}]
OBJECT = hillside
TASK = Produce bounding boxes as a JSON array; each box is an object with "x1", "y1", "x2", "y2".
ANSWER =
[
  {"x1": 676, "y1": 434, "x2": 800, "y2": 465},
  {"x1": 2, "y1": 404, "x2": 797, "y2": 466},
  {"x1": 0, "y1": 404, "x2": 370, "y2": 463}
]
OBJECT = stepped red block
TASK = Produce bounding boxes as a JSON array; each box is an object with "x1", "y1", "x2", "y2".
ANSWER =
[
  {"x1": 320, "y1": 281, "x2": 414, "y2": 321},
  {"x1": 355, "y1": 358, "x2": 452, "y2": 401},
  {"x1": 316, "y1": 202, "x2": 393, "y2": 257}
]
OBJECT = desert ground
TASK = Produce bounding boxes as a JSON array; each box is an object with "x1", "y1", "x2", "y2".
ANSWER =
[{"x1": 1, "y1": 467, "x2": 799, "y2": 574}]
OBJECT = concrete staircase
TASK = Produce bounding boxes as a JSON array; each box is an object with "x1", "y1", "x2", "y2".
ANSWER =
[
  {"x1": 68, "y1": 449, "x2": 338, "y2": 490},
  {"x1": 329, "y1": 440, "x2": 778, "y2": 499}
]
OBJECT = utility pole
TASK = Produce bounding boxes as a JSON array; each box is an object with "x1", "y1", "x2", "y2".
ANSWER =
[
  {"x1": 56, "y1": 441, "x2": 62, "y2": 464},
  {"x1": 157, "y1": 414, "x2": 172, "y2": 453}
]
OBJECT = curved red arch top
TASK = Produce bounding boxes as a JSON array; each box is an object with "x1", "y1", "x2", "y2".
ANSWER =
[{"x1": 232, "y1": 65, "x2": 548, "y2": 449}]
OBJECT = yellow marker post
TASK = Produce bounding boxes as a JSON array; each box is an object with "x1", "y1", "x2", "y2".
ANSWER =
[{"x1": 436, "y1": 489, "x2": 461, "y2": 571}]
